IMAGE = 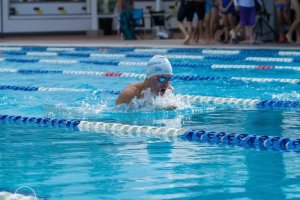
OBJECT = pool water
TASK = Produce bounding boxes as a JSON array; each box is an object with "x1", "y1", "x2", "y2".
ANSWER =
[{"x1": 1, "y1": 46, "x2": 300, "y2": 199}]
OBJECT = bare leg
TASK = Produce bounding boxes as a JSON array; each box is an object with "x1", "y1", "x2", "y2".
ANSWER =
[
  {"x1": 209, "y1": 7, "x2": 218, "y2": 43},
  {"x1": 204, "y1": 13, "x2": 211, "y2": 44},
  {"x1": 277, "y1": 7, "x2": 286, "y2": 42},
  {"x1": 222, "y1": 15, "x2": 229, "y2": 43},
  {"x1": 296, "y1": 26, "x2": 300, "y2": 44},
  {"x1": 177, "y1": 20, "x2": 190, "y2": 44},
  {"x1": 286, "y1": 0, "x2": 300, "y2": 43},
  {"x1": 245, "y1": 25, "x2": 254, "y2": 43},
  {"x1": 184, "y1": 21, "x2": 193, "y2": 44},
  {"x1": 191, "y1": 20, "x2": 204, "y2": 44}
]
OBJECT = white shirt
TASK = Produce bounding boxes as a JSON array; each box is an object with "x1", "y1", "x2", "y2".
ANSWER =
[{"x1": 233, "y1": 0, "x2": 262, "y2": 7}]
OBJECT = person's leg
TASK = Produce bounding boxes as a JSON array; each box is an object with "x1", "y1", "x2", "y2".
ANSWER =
[
  {"x1": 228, "y1": 13, "x2": 236, "y2": 42},
  {"x1": 246, "y1": 6, "x2": 256, "y2": 43},
  {"x1": 198, "y1": 20, "x2": 205, "y2": 42},
  {"x1": 231, "y1": 6, "x2": 246, "y2": 43},
  {"x1": 283, "y1": 2, "x2": 291, "y2": 26},
  {"x1": 246, "y1": 25, "x2": 254, "y2": 43},
  {"x1": 204, "y1": 13, "x2": 211, "y2": 44},
  {"x1": 286, "y1": 0, "x2": 300, "y2": 43},
  {"x1": 191, "y1": 24, "x2": 198, "y2": 44},
  {"x1": 191, "y1": 1, "x2": 205, "y2": 44},
  {"x1": 184, "y1": 21, "x2": 193, "y2": 44},
  {"x1": 209, "y1": 6, "x2": 218, "y2": 43},
  {"x1": 276, "y1": 5, "x2": 286, "y2": 42},
  {"x1": 177, "y1": 20, "x2": 190, "y2": 40},
  {"x1": 183, "y1": 2, "x2": 196, "y2": 45},
  {"x1": 296, "y1": 26, "x2": 300, "y2": 44},
  {"x1": 222, "y1": 14, "x2": 230, "y2": 43},
  {"x1": 177, "y1": 2, "x2": 190, "y2": 43},
  {"x1": 190, "y1": 1, "x2": 199, "y2": 44},
  {"x1": 204, "y1": 0, "x2": 212, "y2": 44}
]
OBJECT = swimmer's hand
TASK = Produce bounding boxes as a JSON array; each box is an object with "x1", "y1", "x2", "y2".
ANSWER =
[
  {"x1": 156, "y1": 105, "x2": 177, "y2": 110},
  {"x1": 165, "y1": 105, "x2": 177, "y2": 110}
]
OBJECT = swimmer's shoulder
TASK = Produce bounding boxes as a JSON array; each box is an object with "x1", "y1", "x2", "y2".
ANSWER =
[{"x1": 115, "y1": 82, "x2": 144, "y2": 105}]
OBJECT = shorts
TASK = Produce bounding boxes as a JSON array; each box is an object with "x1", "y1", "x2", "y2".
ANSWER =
[
  {"x1": 239, "y1": 6, "x2": 256, "y2": 26},
  {"x1": 205, "y1": 0, "x2": 212, "y2": 14},
  {"x1": 193, "y1": 1, "x2": 205, "y2": 20},
  {"x1": 276, "y1": 3, "x2": 285, "y2": 11},
  {"x1": 177, "y1": 1, "x2": 194, "y2": 22},
  {"x1": 222, "y1": 0, "x2": 235, "y2": 15}
]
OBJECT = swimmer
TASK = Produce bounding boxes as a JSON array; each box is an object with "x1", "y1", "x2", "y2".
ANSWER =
[{"x1": 115, "y1": 55, "x2": 175, "y2": 109}]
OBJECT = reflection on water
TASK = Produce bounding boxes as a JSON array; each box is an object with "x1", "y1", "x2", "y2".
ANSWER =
[{"x1": 1, "y1": 108, "x2": 300, "y2": 199}]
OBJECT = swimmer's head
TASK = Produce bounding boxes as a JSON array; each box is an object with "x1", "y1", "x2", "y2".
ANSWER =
[
  {"x1": 146, "y1": 55, "x2": 173, "y2": 79},
  {"x1": 146, "y1": 55, "x2": 173, "y2": 96}
]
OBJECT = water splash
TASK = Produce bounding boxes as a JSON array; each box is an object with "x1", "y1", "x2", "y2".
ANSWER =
[
  {"x1": 115, "y1": 88, "x2": 191, "y2": 112},
  {"x1": 45, "y1": 90, "x2": 110, "y2": 119},
  {"x1": 272, "y1": 91, "x2": 300, "y2": 101}
]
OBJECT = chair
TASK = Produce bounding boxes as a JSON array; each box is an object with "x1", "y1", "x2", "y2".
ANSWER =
[
  {"x1": 149, "y1": 10, "x2": 172, "y2": 39},
  {"x1": 133, "y1": 8, "x2": 145, "y2": 39}
]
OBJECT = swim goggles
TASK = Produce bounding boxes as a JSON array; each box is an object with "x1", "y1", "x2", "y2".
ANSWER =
[{"x1": 156, "y1": 76, "x2": 173, "y2": 83}]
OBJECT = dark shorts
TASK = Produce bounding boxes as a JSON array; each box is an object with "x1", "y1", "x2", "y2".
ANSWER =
[
  {"x1": 177, "y1": 1, "x2": 194, "y2": 22},
  {"x1": 193, "y1": 1, "x2": 205, "y2": 20},
  {"x1": 222, "y1": 0, "x2": 235, "y2": 15},
  {"x1": 239, "y1": 6, "x2": 256, "y2": 26},
  {"x1": 276, "y1": 3, "x2": 285, "y2": 11}
]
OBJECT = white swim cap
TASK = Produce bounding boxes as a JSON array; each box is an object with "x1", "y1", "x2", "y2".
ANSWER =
[{"x1": 146, "y1": 55, "x2": 173, "y2": 79}]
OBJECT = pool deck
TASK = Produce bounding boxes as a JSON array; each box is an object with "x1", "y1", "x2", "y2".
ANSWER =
[{"x1": 0, "y1": 34, "x2": 300, "y2": 50}]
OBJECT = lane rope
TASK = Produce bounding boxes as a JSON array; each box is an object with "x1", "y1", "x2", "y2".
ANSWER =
[
  {"x1": 1, "y1": 68, "x2": 299, "y2": 84},
  {"x1": 0, "y1": 57, "x2": 300, "y2": 72},
  {"x1": 0, "y1": 114, "x2": 299, "y2": 152},
  {"x1": 2, "y1": 46, "x2": 300, "y2": 57},
  {"x1": 0, "y1": 50, "x2": 297, "y2": 62},
  {"x1": 1, "y1": 85, "x2": 300, "y2": 109},
  {"x1": 0, "y1": 191, "x2": 37, "y2": 200}
]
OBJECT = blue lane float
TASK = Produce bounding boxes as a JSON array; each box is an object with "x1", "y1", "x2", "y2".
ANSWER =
[
  {"x1": 180, "y1": 130, "x2": 300, "y2": 152},
  {"x1": 0, "y1": 85, "x2": 39, "y2": 91},
  {"x1": 0, "y1": 114, "x2": 299, "y2": 152}
]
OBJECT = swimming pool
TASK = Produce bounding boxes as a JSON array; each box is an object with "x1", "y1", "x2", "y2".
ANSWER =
[{"x1": 1, "y1": 46, "x2": 300, "y2": 199}]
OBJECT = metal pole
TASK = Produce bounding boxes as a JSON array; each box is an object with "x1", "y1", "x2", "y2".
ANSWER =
[
  {"x1": 0, "y1": 0, "x2": 4, "y2": 37},
  {"x1": 156, "y1": 0, "x2": 161, "y2": 11},
  {"x1": 91, "y1": 0, "x2": 98, "y2": 31}
]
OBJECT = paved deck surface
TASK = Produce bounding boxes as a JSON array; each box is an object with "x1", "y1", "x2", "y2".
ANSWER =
[{"x1": 0, "y1": 34, "x2": 299, "y2": 49}]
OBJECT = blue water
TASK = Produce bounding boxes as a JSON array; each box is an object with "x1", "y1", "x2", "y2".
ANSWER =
[{"x1": 1, "y1": 46, "x2": 300, "y2": 199}]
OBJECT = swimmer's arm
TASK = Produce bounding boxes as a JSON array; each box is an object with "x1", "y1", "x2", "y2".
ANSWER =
[
  {"x1": 159, "y1": 105, "x2": 177, "y2": 110},
  {"x1": 115, "y1": 87, "x2": 137, "y2": 106}
]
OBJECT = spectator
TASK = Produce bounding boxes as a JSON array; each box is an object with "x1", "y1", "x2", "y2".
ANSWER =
[
  {"x1": 232, "y1": 0, "x2": 263, "y2": 44},
  {"x1": 208, "y1": 0, "x2": 220, "y2": 43},
  {"x1": 219, "y1": 0, "x2": 236, "y2": 43},
  {"x1": 175, "y1": 0, "x2": 194, "y2": 44},
  {"x1": 115, "y1": 0, "x2": 136, "y2": 40},
  {"x1": 190, "y1": 0, "x2": 206, "y2": 44}
]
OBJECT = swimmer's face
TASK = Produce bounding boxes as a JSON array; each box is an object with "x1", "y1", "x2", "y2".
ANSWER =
[{"x1": 149, "y1": 74, "x2": 172, "y2": 96}]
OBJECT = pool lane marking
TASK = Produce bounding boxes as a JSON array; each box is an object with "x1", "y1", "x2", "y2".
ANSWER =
[
  {"x1": 0, "y1": 50, "x2": 298, "y2": 62},
  {"x1": 1, "y1": 85, "x2": 300, "y2": 109},
  {"x1": 0, "y1": 68, "x2": 300, "y2": 85},
  {"x1": 0, "y1": 57, "x2": 299, "y2": 71},
  {"x1": 1, "y1": 46, "x2": 300, "y2": 57},
  {"x1": 0, "y1": 114, "x2": 299, "y2": 152}
]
